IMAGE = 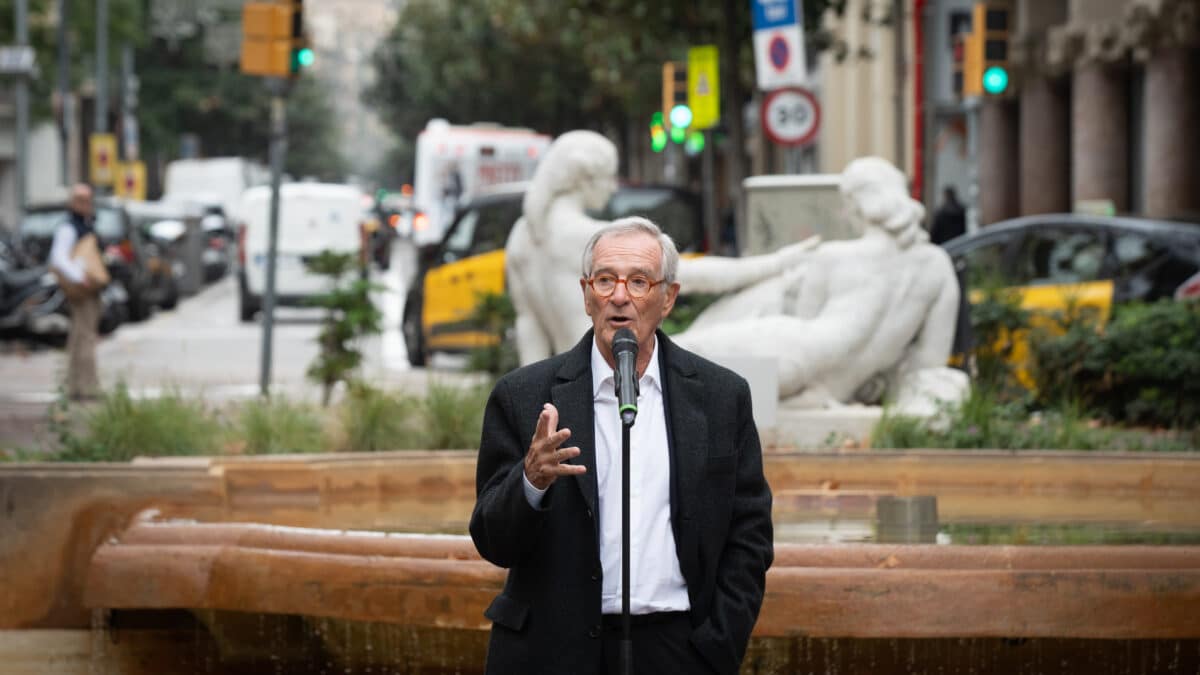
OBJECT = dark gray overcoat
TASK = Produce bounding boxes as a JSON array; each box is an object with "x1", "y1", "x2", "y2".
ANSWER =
[{"x1": 469, "y1": 329, "x2": 774, "y2": 675}]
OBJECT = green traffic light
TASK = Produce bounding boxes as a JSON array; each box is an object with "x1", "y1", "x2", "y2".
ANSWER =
[
  {"x1": 685, "y1": 131, "x2": 705, "y2": 155},
  {"x1": 983, "y1": 66, "x2": 1008, "y2": 95},
  {"x1": 670, "y1": 126, "x2": 687, "y2": 144},
  {"x1": 296, "y1": 47, "x2": 315, "y2": 68},
  {"x1": 651, "y1": 129, "x2": 667, "y2": 153},
  {"x1": 669, "y1": 104, "x2": 693, "y2": 130}
]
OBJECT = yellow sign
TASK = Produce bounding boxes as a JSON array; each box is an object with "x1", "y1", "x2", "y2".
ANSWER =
[
  {"x1": 89, "y1": 133, "x2": 118, "y2": 186},
  {"x1": 687, "y1": 45, "x2": 720, "y2": 130},
  {"x1": 114, "y1": 161, "x2": 147, "y2": 201},
  {"x1": 240, "y1": 1, "x2": 295, "y2": 77}
]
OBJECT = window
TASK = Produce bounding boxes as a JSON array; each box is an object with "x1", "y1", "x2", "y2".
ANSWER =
[
  {"x1": 595, "y1": 188, "x2": 704, "y2": 252},
  {"x1": 958, "y1": 236, "x2": 1013, "y2": 289},
  {"x1": 1112, "y1": 231, "x2": 1200, "y2": 300},
  {"x1": 442, "y1": 210, "x2": 477, "y2": 258},
  {"x1": 1014, "y1": 228, "x2": 1106, "y2": 285},
  {"x1": 468, "y1": 199, "x2": 523, "y2": 257}
]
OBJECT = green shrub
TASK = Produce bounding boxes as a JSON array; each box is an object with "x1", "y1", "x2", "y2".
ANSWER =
[
  {"x1": 304, "y1": 250, "x2": 383, "y2": 406},
  {"x1": 237, "y1": 397, "x2": 327, "y2": 455},
  {"x1": 338, "y1": 382, "x2": 423, "y2": 452},
  {"x1": 967, "y1": 284, "x2": 1032, "y2": 392},
  {"x1": 467, "y1": 292, "x2": 520, "y2": 377},
  {"x1": 1031, "y1": 300, "x2": 1200, "y2": 428},
  {"x1": 417, "y1": 380, "x2": 489, "y2": 450},
  {"x1": 55, "y1": 383, "x2": 224, "y2": 461},
  {"x1": 871, "y1": 387, "x2": 1195, "y2": 451}
]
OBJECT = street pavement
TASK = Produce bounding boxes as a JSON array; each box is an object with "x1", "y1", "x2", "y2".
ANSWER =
[{"x1": 0, "y1": 239, "x2": 473, "y2": 448}]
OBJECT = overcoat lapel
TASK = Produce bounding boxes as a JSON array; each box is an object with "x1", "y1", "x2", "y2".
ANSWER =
[
  {"x1": 659, "y1": 332, "x2": 708, "y2": 525},
  {"x1": 550, "y1": 333, "x2": 599, "y2": 527}
]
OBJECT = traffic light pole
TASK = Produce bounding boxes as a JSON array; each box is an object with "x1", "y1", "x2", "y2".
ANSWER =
[{"x1": 259, "y1": 78, "x2": 289, "y2": 397}]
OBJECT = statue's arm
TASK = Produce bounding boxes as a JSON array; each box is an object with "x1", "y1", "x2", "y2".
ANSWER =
[{"x1": 678, "y1": 236, "x2": 820, "y2": 295}]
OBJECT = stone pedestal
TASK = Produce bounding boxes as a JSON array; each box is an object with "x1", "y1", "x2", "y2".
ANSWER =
[
  {"x1": 1072, "y1": 63, "x2": 1128, "y2": 211},
  {"x1": 978, "y1": 99, "x2": 1020, "y2": 225},
  {"x1": 1019, "y1": 77, "x2": 1071, "y2": 215},
  {"x1": 1144, "y1": 47, "x2": 1200, "y2": 220}
]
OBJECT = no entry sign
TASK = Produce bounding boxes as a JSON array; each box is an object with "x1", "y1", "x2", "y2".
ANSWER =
[{"x1": 761, "y1": 86, "x2": 820, "y2": 147}]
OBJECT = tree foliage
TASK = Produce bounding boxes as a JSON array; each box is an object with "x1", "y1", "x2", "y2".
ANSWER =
[
  {"x1": 1, "y1": 0, "x2": 344, "y2": 185},
  {"x1": 366, "y1": 0, "x2": 845, "y2": 144}
]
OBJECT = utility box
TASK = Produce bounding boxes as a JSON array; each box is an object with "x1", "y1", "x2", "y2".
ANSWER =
[{"x1": 741, "y1": 174, "x2": 855, "y2": 255}]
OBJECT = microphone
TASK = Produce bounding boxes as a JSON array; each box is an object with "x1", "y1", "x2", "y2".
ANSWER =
[{"x1": 612, "y1": 328, "x2": 639, "y2": 427}]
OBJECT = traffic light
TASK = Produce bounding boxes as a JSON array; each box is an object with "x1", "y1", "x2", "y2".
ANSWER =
[
  {"x1": 952, "y1": 33, "x2": 965, "y2": 98},
  {"x1": 962, "y1": 2, "x2": 1011, "y2": 97},
  {"x1": 662, "y1": 61, "x2": 691, "y2": 139},
  {"x1": 289, "y1": 0, "x2": 313, "y2": 74},
  {"x1": 240, "y1": 1, "x2": 311, "y2": 78},
  {"x1": 649, "y1": 111, "x2": 667, "y2": 153}
]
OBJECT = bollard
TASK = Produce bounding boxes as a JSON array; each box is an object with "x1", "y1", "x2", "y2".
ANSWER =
[{"x1": 875, "y1": 495, "x2": 939, "y2": 543}]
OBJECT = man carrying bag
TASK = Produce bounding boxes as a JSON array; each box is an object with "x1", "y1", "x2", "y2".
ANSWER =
[{"x1": 49, "y1": 184, "x2": 109, "y2": 400}]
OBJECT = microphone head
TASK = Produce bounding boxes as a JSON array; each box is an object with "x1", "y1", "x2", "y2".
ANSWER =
[{"x1": 611, "y1": 328, "x2": 638, "y2": 357}]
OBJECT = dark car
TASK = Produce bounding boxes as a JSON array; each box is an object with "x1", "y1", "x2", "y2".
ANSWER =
[
  {"x1": 19, "y1": 200, "x2": 177, "y2": 322},
  {"x1": 402, "y1": 182, "x2": 706, "y2": 366},
  {"x1": 942, "y1": 213, "x2": 1200, "y2": 379},
  {"x1": 944, "y1": 213, "x2": 1200, "y2": 303}
]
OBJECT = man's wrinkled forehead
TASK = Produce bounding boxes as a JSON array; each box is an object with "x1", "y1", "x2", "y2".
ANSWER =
[{"x1": 590, "y1": 232, "x2": 662, "y2": 274}]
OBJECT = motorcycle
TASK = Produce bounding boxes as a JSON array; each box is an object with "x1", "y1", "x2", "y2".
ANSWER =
[{"x1": 0, "y1": 237, "x2": 65, "y2": 336}]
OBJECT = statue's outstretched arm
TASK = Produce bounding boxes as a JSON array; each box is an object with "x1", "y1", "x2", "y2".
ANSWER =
[{"x1": 677, "y1": 236, "x2": 820, "y2": 294}]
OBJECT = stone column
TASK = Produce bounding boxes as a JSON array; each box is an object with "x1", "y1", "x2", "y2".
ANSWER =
[
  {"x1": 1019, "y1": 77, "x2": 1071, "y2": 215},
  {"x1": 978, "y1": 99, "x2": 1019, "y2": 225},
  {"x1": 1143, "y1": 47, "x2": 1199, "y2": 220},
  {"x1": 1072, "y1": 62, "x2": 1128, "y2": 211}
]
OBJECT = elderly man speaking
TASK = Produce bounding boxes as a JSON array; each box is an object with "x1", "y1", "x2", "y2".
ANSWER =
[{"x1": 470, "y1": 217, "x2": 773, "y2": 675}]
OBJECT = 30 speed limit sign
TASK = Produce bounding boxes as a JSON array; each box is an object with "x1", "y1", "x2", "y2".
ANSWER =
[{"x1": 761, "y1": 87, "x2": 820, "y2": 147}]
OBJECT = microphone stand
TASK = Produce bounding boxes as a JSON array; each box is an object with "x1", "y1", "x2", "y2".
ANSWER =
[{"x1": 620, "y1": 419, "x2": 632, "y2": 675}]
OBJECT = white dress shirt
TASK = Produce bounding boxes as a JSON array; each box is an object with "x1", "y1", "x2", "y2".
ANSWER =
[
  {"x1": 49, "y1": 223, "x2": 86, "y2": 284},
  {"x1": 523, "y1": 337, "x2": 690, "y2": 615}
]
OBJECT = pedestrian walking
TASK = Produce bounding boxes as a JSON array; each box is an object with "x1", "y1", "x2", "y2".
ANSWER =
[{"x1": 49, "y1": 183, "x2": 109, "y2": 400}]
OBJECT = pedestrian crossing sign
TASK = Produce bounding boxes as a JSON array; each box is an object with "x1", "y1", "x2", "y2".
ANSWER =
[
  {"x1": 89, "y1": 133, "x2": 118, "y2": 186},
  {"x1": 114, "y1": 161, "x2": 147, "y2": 201},
  {"x1": 687, "y1": 45, "x2": 720, "y2": 130}
]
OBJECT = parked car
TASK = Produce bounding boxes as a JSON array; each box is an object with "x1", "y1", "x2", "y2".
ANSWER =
[
  {"x1": 18, "y1": 199, "x2": 176, "y2": 322},
  {"x1": 943, "y1": 213, "x2": 1200, "y2": 381},
  {"x1": 237, "y1": 183, "x2": 368, "y2": 322},
  {"x1": 402, "y1": 182, "x2": 706, "y2": 366}
]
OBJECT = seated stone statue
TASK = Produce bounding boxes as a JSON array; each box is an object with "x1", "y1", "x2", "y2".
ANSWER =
[
  {"x1": 506, "y1": 130, "x2": 814, "y2": 366},
  {"x1": 673, "y1": 157, "x2": 968, "y2": 413}
]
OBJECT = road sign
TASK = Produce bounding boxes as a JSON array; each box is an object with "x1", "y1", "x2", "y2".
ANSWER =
[
  {"x1": 0, "y1": 46, "x2": 36, "y2": 75},
  {"x1": 687, "y1": 45, "x2": 720, "y2": 130},
  {"x1": 89, "y1": 133, "x2": 118, "y2": 186},
  {"x1": 114, "y1": 161, "x2": 147, "y2": 201},
  {"x1": 751, "y1": 0, "x2": 806, "y2": 90},
  {"x1": 761, "y1": 87, "x2": 820, "y2": 147}
]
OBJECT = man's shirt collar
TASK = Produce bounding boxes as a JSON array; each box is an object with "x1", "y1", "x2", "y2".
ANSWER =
[{"x1": 591, "y1": 334, "x2": 660, "y2": 398}]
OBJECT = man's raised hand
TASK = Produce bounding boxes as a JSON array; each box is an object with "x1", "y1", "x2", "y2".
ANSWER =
[{"x1": 524, "y1": 403, "x2": 584, "y2": 490}]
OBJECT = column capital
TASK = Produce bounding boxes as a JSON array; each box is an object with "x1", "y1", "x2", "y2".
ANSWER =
[{"x1": 1038, "y1": 0, "x2": 1200, "y2": 71}]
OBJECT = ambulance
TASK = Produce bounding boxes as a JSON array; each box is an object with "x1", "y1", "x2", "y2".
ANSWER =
[{"x1": 410, "y1": 119, "x2": 551, "y2": 246}]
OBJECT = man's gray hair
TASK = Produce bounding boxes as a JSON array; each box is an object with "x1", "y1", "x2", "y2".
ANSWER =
[{"x1": 580, "y1": 216, "x2": 679, "y2": 285}]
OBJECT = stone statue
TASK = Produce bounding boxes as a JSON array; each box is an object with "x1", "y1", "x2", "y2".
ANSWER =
[
  {"x1": 673, "y1": 157, "x2": 968, "y2": 414},
  {"x1": 506, "y1": 130, "x2": 814, "y2": 365}
]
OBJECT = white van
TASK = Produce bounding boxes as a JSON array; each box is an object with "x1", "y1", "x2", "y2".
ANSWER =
[
  {"x1": 411, "y1": 119, "x2": 550, "y2": 246},
  {"x1": 237, "y1": 183, "x2": 367, "y2": 322},
  {"x1": 163, "y1": 157, "x2": 270, "y2": 221}
]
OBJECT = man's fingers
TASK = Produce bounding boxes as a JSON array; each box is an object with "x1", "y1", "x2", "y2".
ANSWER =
[
  {"x1": 555, "y1": 446, "x2": 581, "y2": 462},
  {"x1": 533, "y1": 403, "x2": 560, "y2": 441}
]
